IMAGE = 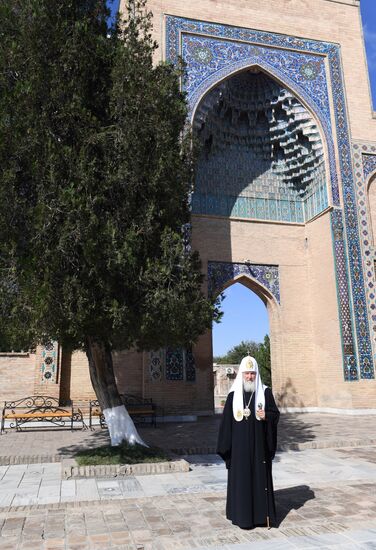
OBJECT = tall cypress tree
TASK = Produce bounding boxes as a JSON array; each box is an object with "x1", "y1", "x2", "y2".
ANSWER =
[{"x1": 0, "y1": 0, "x2": 220, "y2": 445}]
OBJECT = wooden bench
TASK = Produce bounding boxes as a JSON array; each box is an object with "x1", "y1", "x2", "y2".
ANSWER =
[
  {"x1": 89, "y1": 394, "x2": 157, "y2": 429},
  {"x1": 1, "y1": 396, "x2": 84, "y2": 433}
]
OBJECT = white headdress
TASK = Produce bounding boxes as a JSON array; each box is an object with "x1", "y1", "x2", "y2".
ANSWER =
[{"x1": 230, "y1": 355, "x2": 267, "y2": 422}]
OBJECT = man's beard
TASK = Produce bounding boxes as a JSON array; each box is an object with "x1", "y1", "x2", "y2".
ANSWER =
[{"x1": 243, "y1": 380, "x2": 255, "y2": 393}]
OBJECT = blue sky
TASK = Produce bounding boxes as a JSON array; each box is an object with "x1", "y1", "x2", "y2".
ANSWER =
[
  {"x1": 107, "y1": 0, "x2": 120, "y2": 25},
  {"x1": 107, "y1": 1, "x2": 376, "y2": 356},
  {"x1": 361, "y1": 0, "x2": 376, "y2": 108}
]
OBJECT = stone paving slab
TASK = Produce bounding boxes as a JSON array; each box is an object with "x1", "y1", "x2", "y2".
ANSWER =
[
  {"x1": 1, "y1": 413, "x2": 376, "y2": 464},
  {"x1": 0, "y1": 446, "x2": 376, "y2": 548},
  {"x1": 1, "y1": 416, "x2": 376, "y2": 548},
  {"x1": 0, "y1": 482, "x2": 376, "y2": 549},
  {"x1": 1, "y1": 446, "x2": 376, "y2": 509}
]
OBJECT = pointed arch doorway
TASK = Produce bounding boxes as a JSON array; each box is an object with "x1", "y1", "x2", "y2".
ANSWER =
[
  {"x1": 210, "y1": 262, "x2": 282, "y2": 410},
  {"x1": 188, "y1": 61, "x2": 339, "y2": 411},
  {"x1": 212, "y1": 276, "x2": 274, "y2": 410}
]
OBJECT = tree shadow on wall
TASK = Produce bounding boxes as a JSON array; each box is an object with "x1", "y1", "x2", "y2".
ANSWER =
[
  {"x1": 275, "y1": 485, "x2": 315, "y2": 526},
  {"x1": 276, "y1": 377, "x2": 317, "y2": 450}
]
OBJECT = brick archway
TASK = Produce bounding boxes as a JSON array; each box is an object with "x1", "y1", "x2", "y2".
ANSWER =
[{"x1": 208, "y1": 261, "x2": 282, "y2": 394}]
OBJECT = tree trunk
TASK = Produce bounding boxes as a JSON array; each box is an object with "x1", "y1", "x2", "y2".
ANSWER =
[{"x1": 85, "y1": 337, "x2": 147, "y2": 447}]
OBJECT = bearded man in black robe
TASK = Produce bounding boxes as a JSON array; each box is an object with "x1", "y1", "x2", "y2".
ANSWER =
[{"x1": 217, "y1": 355, "x2": 280, "y2": 529}]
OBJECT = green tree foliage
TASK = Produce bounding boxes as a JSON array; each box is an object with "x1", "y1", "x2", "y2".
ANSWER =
[
  {"x1": 0, "y1": 0, "x2": 221, "y2": 442},
  {"x1": 215, "y1": 335, "x2": 271, "y2": 386}
]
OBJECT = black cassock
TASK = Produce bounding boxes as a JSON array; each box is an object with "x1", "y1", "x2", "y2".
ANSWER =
[{"x1": 217, "y1": 388, "x2": 280, "y2": 529}]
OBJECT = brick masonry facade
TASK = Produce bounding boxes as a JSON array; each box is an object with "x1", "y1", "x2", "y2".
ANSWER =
[{"x1": 1, "y1": 0, "x2": 376, "y2": 414}]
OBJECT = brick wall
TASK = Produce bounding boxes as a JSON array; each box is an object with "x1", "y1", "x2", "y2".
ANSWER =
[{"x1": 0, "y1": 354, "x2": 37, "y2": 405}]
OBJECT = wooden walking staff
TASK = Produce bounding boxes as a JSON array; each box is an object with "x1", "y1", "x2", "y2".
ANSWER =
[{"x1": 258, "y1": 402, "x2": 271, "y2": 529}]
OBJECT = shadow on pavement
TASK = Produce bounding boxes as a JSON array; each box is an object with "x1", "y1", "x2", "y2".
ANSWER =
[
  {"x1": 278, "y1": 413, "x2": 317, "y2": 449},
  {"x1": 55, "y1": 412, "x2": 320, "y2": 459},
  {"x1": 57, "y1": 429, "x2": 112, "y2": 457},
  {"x1": 275, "y1": 484, "x2": 315, "y2": 526}
]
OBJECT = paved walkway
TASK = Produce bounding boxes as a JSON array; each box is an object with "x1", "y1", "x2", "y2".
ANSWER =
[
  {"x1": 0, "y1": 414, "x2": 376, "y2": 549},
  {"x1": 1, "y1": 447, "x2": 376, "y2": 549},
  {"x1": 1, "y1": 413, "x2": 376, "y2": 463}
]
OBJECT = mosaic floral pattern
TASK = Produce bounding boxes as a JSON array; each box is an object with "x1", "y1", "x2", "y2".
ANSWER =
[
  {"x1": 191, "y1": 45, "x2": 213, "y2": 64},
  {"x1": 182, "y1": 36, "x2": 329, "y2": 119},
  {"x1": 362, "y1": 153, "x2": 376, "y2": 180},
  {"x1": 352, "y1": 143, "x2": 376, "y2": 377},
  {"x1": 165, "y1": 16, "x2": 374, "y2": 381},
  {"x1": 166, "y1": 348, "x2": 184, "y2": 380},
  {"x1": 331, "y1": 209, "x2": 357, "y2": 380},
  {"x1": 300, "y1": 61, "x2": 321, "y2": 81},
  {"x1": 208, "y1": 261, "x2": 280, "y2": 304},
  {"x1": 149, "y1": 350, "x2": 164, "y2": 382},
  {"x1": 150, "y1": 348, "x2": 196, "y2": 382},
  {"x1": 328, "y1": 48, "x2": 374, "y2": 379},
  {"x1": 40, "y1": 341, "x2": 58, "y2": 384}
]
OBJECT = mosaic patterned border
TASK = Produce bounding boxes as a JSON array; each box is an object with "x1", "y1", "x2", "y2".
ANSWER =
[
  {"x1": 192, "y1": 194, "x2": 306, "y2": 224},
  {"x1": 352, "y1": 142, "x2": 376, "y2": 377},
  {"x1": 166, "y1": 16, "x2": 374, "y2": 380},
  {"x1": 149, "y1": 348, "x2": 196, "y2": 382},
  {"x1": 40, "y1": 341, "x2": 59, "y2": 384},
  {"x1": 331, "y1": 209, "x2": 357, "y2": 380},
  {"x1": 363, "y1": 153, "x2": 376, "y2": 180},
  {"x1": 208, "y1": 261, "x2": 280, "y2": 304},
  {"x1": 329, "y1": 55, "x2": 373, "y2": 379}
]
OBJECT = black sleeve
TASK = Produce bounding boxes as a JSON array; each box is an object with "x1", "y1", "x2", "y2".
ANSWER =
[
  {"x1": 265, "y1": 387, "x2": 280, "y2": 460},
  {"x1": 216, "y1": 392, "x2": 233, "y2": 469}
]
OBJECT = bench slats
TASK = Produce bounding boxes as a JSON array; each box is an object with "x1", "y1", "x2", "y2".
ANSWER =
[{"x1": 5, "y1": 412, "x2": 71, "y2": 419}]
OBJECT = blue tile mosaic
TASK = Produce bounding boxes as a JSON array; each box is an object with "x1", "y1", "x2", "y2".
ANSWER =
[
  {"x1": 166, "y1": 348, "x2": 184, "y2": 380},
  {"x1": 164, "y1": 348, "x2": 196, "y2": 381},
  {"x1": 331, "y1": 209, "x2": 358, "y2": 380},
  {"x1": 40, "y1": 341, "x2": 59, "y2": 384},
  {"x1": 208, "y1": 261, "x2": 280, "y2": 304},
  {"x1": 166, "y1": 16, "x2": 340, "y2": 208},
  {"x1": 363, "y1": 154, "x2": 376, "y2": 180},
  {"x1": 328, "y1": 49, "x2": 374, "y2": 379},
  {"x1": 192, "y1": 194, "x2": 305, "y2": 223},
  {"x1": 165, "y1": 15, "x2": 374, "y2": 381},
  {"x1": 352, "y1": 143, "x2": 376, "y2": 378}
]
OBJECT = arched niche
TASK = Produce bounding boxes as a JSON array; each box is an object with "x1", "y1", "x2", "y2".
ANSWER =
[
  {"x1": 191, "y1": 66, "x2": 331, "y2": 224},
  {"x1": 210, "y1": 266, "x2": 282, "y2": 392}
]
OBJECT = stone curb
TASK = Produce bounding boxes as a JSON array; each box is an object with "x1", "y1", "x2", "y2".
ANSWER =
[
  {"x1": 61, "y1": 458, "x2": 190, "y2": 479},
  {"x1": 0, "y1": 454, "x2": 61, "y2": 465},
  {"x1": 1, "y1": 438, "x2": 376, "y2": 465}
]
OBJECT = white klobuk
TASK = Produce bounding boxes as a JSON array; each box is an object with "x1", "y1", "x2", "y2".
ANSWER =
[{"x1": 230, "y1": 356, "x2": 267, "y2": 422}]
